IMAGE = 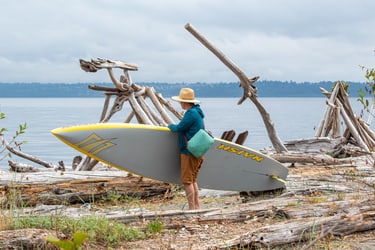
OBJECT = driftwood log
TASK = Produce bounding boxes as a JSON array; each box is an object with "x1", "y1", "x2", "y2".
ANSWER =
[
  {"x1": 0, "y1": 171, "x2": 172, "y2": 207},
  {"x1": 185, "y1": 23, "x2": 288, "y2": 153},
  {"x1": 2, "y1": 138, "x2": 56, "y2": 169}
]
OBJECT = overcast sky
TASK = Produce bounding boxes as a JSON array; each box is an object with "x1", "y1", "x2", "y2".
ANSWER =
[{"x1": 0, "y1": 0, "x2": 374, "y2": 84}]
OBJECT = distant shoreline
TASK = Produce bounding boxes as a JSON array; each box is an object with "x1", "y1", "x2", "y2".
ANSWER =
[{"x1": 0, "y1": 81, "x2": 366, "y2": 98}]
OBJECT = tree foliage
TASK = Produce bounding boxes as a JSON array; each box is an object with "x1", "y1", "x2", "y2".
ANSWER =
[
  {"x1": 0, "y1": 112, "x2": 6, "y2": 135},
  {"x1": 357, "y1": 65, "x2": 375, "y2": 120},
  {"x1": 0, "y1": 112, "x2": 27, "y2": 162}
]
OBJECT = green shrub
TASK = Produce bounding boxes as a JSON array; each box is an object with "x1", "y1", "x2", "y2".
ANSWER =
[{"x1": 11, "y1": 215, "x2": 145, "y2": 247}]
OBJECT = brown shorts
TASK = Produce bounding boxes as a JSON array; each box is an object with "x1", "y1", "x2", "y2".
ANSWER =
[{"x1": 180, "y1": 154, "x2": 203, "y2": 184}]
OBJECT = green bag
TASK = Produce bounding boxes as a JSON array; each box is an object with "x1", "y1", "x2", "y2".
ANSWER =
[{"x1": 187, "y1": 129, "x2": 214, "y2": 158}]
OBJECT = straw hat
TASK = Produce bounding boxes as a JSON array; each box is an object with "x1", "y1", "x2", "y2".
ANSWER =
[{"x1": 171, "y1": 88, "x2": 200, "y2": 103}]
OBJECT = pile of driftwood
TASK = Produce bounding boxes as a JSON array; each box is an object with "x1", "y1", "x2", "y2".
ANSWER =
[
  {"x1": 75, "y1": 58, "x2": 189, "y2": 170},
  {"x1": 269, "y1": 81, "x2": 375, "y2": 167},
  {"x1": 317, "y1": 81, "x2": 375, "y2": 153},
  {"x1": 80, "y1": 58, "x2": 182, "y2": 126}
]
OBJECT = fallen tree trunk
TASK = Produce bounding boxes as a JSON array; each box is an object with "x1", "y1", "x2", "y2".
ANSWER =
[
  {"x1": 220, "y1": 208, "x2": 375, "y2": 249},
  {"x1": 0, "y1": 175, "x2": 172, "y2": 206},
  {"x1": 270, "y1": 153, "x2": 351, "y2": 165}
]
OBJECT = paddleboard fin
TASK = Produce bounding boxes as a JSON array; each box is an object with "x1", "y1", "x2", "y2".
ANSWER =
[{"x1": 271, "y1": 175, "x2": 286, "y2": 184}]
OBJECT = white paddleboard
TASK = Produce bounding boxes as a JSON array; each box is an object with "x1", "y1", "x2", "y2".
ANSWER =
[{"x1": 51, "y1": 123, "x2": 288, "y2": 191}]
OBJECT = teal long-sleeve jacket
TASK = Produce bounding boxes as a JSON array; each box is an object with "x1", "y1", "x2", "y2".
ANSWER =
[{"x1": 168, "y1": 104, "x2": 205, "y2": 155}]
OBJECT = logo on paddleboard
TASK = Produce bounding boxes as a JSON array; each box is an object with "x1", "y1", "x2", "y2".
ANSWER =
[
  {"x1": 75, "y1": 133, "x2": 116, "y2": 154},
  {"x1": 217, "y1": 144, "x2": 264, "y2": 162}
]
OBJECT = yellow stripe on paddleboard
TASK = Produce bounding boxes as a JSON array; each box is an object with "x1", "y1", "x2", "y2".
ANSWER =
[{"x1": 51, "y1": 123, "x2": 170, "y2": 135}]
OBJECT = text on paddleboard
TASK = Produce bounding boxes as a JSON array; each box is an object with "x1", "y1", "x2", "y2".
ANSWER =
[{"x1": 217, "y1": 144, "x2": 264, "y2": 162}]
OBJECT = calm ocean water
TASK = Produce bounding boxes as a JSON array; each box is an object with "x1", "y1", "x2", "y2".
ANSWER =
[{"x1": 0, "y1": 97, "x2": 366, "y2": 169}]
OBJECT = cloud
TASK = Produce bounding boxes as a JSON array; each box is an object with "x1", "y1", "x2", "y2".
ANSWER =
[{"x1": 0, "y1": 0, "x2": 373, "y2": 83}]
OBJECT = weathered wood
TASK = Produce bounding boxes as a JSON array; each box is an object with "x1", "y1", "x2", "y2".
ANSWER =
[
  {"x1": 154, "y1": 91, "x2": 183, "y2": 120},
  {"x1": 356, "y1": 119, "x2": 375, "y2": 150},
  {"x1": 124, "y1": 110, "x2": 135, "y2": 123},
  {"x1": 88, "y1": 84, "x2": 119, "y2": 92},
  {"x1": 338, "y1": 82, "x2": 359, "y2": 126},
  {"x1": 185, "y1": 23, "x2": 288, "y2": 153},
  {"x1": 3, "y1": 138, "x2": 55, "y2": 169},
  {"x1": 128, "y1": 92, "x2": 152, "y2": 124},
  {"x1": 221, "y1": 130, "x2": 235, "y2": 141},
  {"x1": 136, "y1": 96, "x2": 160, "y2": 125},
  {"x1": 316, "y1": 82, "x2": 375, "y2": 159},
  {"x1": 131, "y1": 83, "x2": 147, "y2": 97},
  {"x1": 0, "y1": 175, "x2": 171, "y2": 206},
  {"x1": 220, "y1": 210, "x2": 375, "y2": 249},
  {"x1": 79, "y1": 58, "x2": 184, "y2": 133},
  {"x1": 281, "y1": 137, "x2": 344, "y2": 154},
  {"x1": 75, "y1": 157, "x2": 98, "y2": 171},
  {"x1": 80, "y1": 58, "x2": 138, "y2": 72},
  {"x1": 271, "y1": 153, "x2": 342, "y2": 165},
  {"x1": 333, "y1": 102, "x2": 341, "y2": 137},
  {"x1": 100, "y1": 93, "x2": 112, "y2": 122},
  {"x1": 316, "y1": 84, "x2": 340, "y2": 137},
  {"x1": 250, "y1": 96, "x2": 288, "y2": 152},
  {"x1": 337, "y1": 99, "x2": 370, "y2": 152},
  {"x1": 146, "y1": 87, "x2": 174, "y2": 124},
  {"x1": 358, "y1": 118, "x2": 375, "y2": 143},
  {"x1": 185, "y1": 23, "x2": 259, "y2": 102},
  {"x1": 235, "y1": 130, "x2": 248, "y2": 145},
  {"x1": 8, "y1": 160, "x2": 40, "y2": 172}
]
